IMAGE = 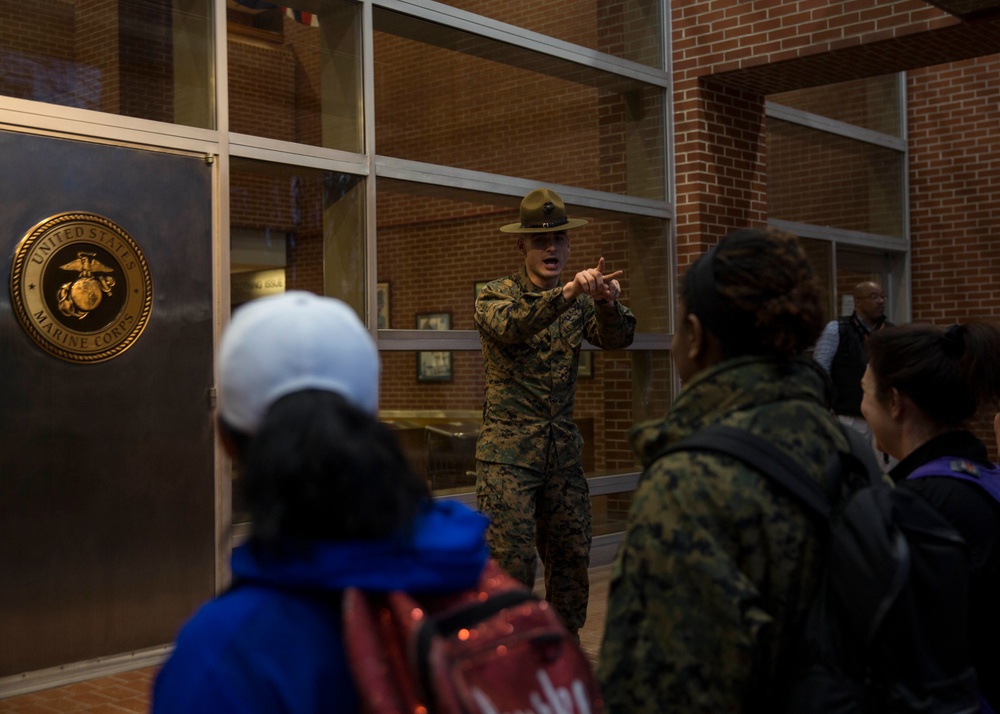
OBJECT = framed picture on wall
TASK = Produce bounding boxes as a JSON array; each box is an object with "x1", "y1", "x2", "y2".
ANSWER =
[
  {"x1": 417, "y1": 312, "x2": 450, "y2": 331},
  {"x1": 417, "y1": 312, "x2": 452, "y2": 381},
  {"x1": 578, "y1": 350, "x2": 593, "y2": 378},
  {"x1": 376, "y1": 282, "x2": 390, "y2": 329},
  {"x1": 474, "y1": 280, "x2": 490, "y2": 302}
]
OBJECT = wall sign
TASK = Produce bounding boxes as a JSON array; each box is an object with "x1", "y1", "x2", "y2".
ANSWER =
[{"x1": 9, "y1": 212, "x2": 153, "y2": 363}]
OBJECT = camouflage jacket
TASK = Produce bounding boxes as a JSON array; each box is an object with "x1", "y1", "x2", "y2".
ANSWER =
[
  {"x1": 598, "y1": 355, "x2": 846, "y2": 713},
  {"x1": 474, "y1": 267, "x2": 635, "y2": 470}
]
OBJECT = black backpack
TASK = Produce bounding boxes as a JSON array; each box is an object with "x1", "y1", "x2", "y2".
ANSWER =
[{"x1": 655, "y1": 424, "x2": 981, "y2": 714}]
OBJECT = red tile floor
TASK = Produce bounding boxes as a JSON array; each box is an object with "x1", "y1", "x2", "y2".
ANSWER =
[
  {"x1": 0, "y1": 667, "x2": 157, "y2": 713},
  {"x1": 0, "y1": 565, "x2": 611, "y2": 712}
]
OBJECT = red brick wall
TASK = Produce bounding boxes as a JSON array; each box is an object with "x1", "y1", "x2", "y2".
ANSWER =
[
  {"x1": 671, "y1": 0, "x2": 959, "y2": 265},
  {"x1": 908, "y1": 55, "x2": 1000, "y2": 326},
  {"x1": 673, "y1": 78, "x2": 767, "y2": 267},
  {"x1": 677, "y1": 1, "x2": 1000, "y2": 454},
  {"x1": 908, "y1": 55, "x2": 1000, "y2": 451}
]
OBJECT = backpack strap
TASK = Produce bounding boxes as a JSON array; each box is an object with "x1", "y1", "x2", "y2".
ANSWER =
[
  {"x1": 907, "y1": 456, "x2": 1000, "y2": 504},
  {"x1": 837, "y1": 425, "x2": 883, "y2": 489},
  {"x1": 652, "y1": 424, "x2": 833, "y2": 521},
  {"x1": 651, "y1": 423, "x2": 882, "y2": 524}
]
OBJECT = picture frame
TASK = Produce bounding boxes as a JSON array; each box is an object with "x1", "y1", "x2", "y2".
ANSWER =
[
  {"x1": 376, "y1": 282, "x2": 390, "y2": 329},
  {"x1": 417, "y1": 312, "x2": 452, "y2": 381},
  {"x1": 416, "y1": 312, "x2": 450, "y2": 331},
  {"x1": 474, "y1": 280, "x2": 490, "y2": 302},
  {"x1": 578, "y1": 350, "x2": 593, "y2": 378}
]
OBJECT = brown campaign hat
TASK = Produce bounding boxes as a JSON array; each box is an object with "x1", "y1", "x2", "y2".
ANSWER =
[{"x1": 499, "y1": 188, "x2": 589, "y2": 234}]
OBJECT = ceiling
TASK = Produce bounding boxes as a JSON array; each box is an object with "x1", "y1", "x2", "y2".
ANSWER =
[{"x1": 921, "y1": 0, "x2": 1000, "y2": 20}]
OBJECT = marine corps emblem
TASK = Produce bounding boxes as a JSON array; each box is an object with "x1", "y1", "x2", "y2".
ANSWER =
[{"x1": 9, "y1": 212, "x2": 153, "y2": 363}]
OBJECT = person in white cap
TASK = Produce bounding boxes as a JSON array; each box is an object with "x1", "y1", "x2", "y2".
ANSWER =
[
  {"x1": 474, "y1": 188, "x2": 636, "y2": 638},
  {"x1": 152, "y1": 291, "x2": 490, "y2": 713}
]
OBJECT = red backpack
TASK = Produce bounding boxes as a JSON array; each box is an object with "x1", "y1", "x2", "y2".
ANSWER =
[{"x1": 343, "y1": 559, "x2": 603, "y2": 714}]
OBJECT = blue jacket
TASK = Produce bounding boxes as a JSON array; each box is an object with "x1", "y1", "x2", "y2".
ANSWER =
[{"x1": 152, "y1": 500, "x2": 490, "y2": 713}]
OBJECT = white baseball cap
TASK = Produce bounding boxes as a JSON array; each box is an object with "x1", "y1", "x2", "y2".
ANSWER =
[{"x1": 218, "y1": 291, "x2": 379, "y2": 434}]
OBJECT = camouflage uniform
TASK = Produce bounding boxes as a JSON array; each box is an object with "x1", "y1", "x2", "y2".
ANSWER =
[
  {"x1": 598, "y1": 355, "x2": 848, "y2": 713},
  {"x1": 475, "y1": 266, "x2": 635, "y2": 631}
]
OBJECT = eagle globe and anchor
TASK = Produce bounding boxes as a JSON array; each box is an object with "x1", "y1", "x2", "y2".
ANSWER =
[
  {"x1": 57, "y1": 251, "x2": 117, "y2": 319},
  {"x1": 9, "y1": 212, "x2": 153, "y2": 364}
]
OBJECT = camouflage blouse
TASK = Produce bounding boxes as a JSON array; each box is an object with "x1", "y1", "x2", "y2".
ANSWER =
[
  {"x1": 598, "y1": 355, "x2": 847, "y2": 713},
  {"x1": 474, "y1": 267, "x2": 635, "y2": 470}
]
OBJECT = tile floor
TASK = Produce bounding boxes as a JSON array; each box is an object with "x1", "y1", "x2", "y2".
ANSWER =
[
  {"x1": 0, "y1": 668, "x2": 157, "y2": 713},
  {"x1": 0, "y1": 565, "x2": 613, "y2": 712}
]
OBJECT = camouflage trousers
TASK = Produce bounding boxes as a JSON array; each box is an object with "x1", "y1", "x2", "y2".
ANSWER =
[{"x1": 475, "y1": 460, "x2": 592, "y2": 632}]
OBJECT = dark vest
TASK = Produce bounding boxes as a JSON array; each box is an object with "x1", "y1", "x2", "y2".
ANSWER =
[{"x1": 830, "y1": 314, "x2": 889, "y2": 416}]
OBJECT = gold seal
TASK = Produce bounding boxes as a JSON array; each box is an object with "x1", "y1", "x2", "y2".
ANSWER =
[{"x1": 9, "y1": 212, "x2": 153, "y2": 363}]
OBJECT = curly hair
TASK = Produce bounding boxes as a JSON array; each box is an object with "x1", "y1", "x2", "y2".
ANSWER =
[
  {"x1": 868, "y1": 322, "x2": 1000, "y2": 429},
  {"x1": 681, "y1": 227, "x2": 826, "y2": 359}
]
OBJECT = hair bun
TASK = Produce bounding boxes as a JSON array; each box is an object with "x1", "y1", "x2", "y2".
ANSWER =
[{"x1": 943, "y1": 324, "x2": 965, "y2": 356}]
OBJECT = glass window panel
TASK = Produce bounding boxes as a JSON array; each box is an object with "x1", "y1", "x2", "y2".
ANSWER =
[
  {"x1": 798, "y1": 236, "x2": 835, "y2": 322},
  {"x1": 768, "y1": 74, "x2": 902, "y2": 137},
  {"x1": 229, "y1": 159, "x2": 365, "y2": 524},
  {"x1": 834, "y1": 247, "x2": 905, "y2": 323},
  {"x1": 227, "y1": 0, "x2": 362, "y2": 152},
  {"x1": 767, "y1": 119, "x2": 904, "y2": 238},
  {"x1": 594, "y1": 492, "x2": 635, "y2": 537},
  {"x1": 229, "y1": 158, "x2": 366, "y2": 313},
  {"x1": 376, "y1": 179, "x2": 670, "y2": 334},
  {"x1": 373, "y1": 10, "x2": 666, "y2": 200},
  {"x1": 0, "y1": 0, "x2": 214, "y2": 128},
  {"x1": 430, "y1": 0, "x2": 664, "y2": 69},
  {"x1": 632, "y1": 349, "x2": 673, "y2": 425}
]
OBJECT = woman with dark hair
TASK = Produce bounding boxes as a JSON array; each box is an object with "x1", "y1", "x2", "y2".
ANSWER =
[
  {"x1": 152, "y1": 292, "x2": 490, "y2": 713},
  {"x1": 862, "y1": 322, "x2": 1000, "y2": 711},
  {"x1": 598, "y1": 228, "x2": 849, "y2": 712}
]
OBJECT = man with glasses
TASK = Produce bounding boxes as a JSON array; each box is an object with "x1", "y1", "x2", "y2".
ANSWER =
[{"x1": 813, "y1": 280, "x2": 894, "y2": 468}]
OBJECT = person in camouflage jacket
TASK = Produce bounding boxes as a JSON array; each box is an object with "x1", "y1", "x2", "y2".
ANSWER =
[
  {"x1": 475, "y1": 187, "x2": 635, "y2": 634},
  {"x1": 598, "y1": 228, "x2": 849, "y2": 712}
]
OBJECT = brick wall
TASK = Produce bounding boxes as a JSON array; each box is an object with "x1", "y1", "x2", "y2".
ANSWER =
[
  {"x1": 672, "y1": 0, "x2": 959, "y2": 262},
  {"x1": 908, "y1": 54, "x2": 1000, "y2": 325},
  {"x1": 908, "y1": 55, "x2": 1000, "y2": 451},
  {"x1": 675, "y1": 0, "x2": 1000, "y2": 454}
]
